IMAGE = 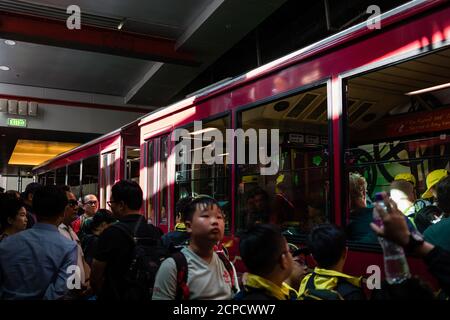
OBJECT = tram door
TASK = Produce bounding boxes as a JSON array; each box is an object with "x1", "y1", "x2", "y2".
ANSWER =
[
  {"x1": 146, "y1": 134, "x2": 170, "y2": 232},
  {"x1": 100, "y1": 151, "x2": 116, "y2": 209}
]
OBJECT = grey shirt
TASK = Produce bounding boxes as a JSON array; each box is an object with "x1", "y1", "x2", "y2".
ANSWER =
[{"x1": 152, "y1": 247, "x2": 239, "y2": 300}]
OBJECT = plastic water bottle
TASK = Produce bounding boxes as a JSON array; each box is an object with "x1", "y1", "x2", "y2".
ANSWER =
[{"x1": 373, "y1": 192, "x2": 411, "y2": 284}]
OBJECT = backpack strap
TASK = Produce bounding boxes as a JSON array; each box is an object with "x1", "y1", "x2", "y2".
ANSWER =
[
  {"x1": 172, "y1": 251, "x2": 190, "y2": 300},
  {"x1": 216, "y1": 251, "x2": 237, "y2": 293},
  {"x1": 335, "y1": 277, "x2": 363, "y2": 299},
  {"x1": 305, "y1": 272, "x2": 316, "y2": 291}
]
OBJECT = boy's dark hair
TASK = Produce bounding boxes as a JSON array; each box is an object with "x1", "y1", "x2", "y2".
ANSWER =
[
  {"x1": 436, "y1": 176, "x2": 450, "y2": 214},
  {"x1": 178, "y1": 195, "x2": 221, "y2": 222},
  {"x1": 32, "y1": 185, "x2": 67, "y2": 219},
  {"x1": 85, "y1": 209, "x2": 116, "y2": 233},
  {"x1": 59, "y1": 185, "x2": 71, "y2": 193},
  {"x1": 307, "y1": 224, "x2": 346, "y2": 269},
  {"x1": 0, "y1": 193, "x2": 25, "y2": 228},
  {"x1": 239, "y1": 224, "x2": 285, "y2": 276},
  {"x1": 21, "y1": 182, "x2": 42, "y2": 199},
  {"x1": 247, "y1": 187, "x2": 269, "y2": 202},
  {"x1": 111, "y1": 180, "x2": 143, "y2": 210}
]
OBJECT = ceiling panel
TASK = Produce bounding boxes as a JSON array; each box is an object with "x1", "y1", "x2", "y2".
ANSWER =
[{"x1": 0, "y1": 38, "x2": 153, "y2": 95}]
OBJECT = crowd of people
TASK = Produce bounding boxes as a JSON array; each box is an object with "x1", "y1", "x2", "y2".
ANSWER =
[{"x1": 0, "y1": 169, "x2": 449, "y2": 300}]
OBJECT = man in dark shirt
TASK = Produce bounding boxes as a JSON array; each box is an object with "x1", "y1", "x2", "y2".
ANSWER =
[{"x1": 90, "y1": 180, "x2": 162, "y2": 300}]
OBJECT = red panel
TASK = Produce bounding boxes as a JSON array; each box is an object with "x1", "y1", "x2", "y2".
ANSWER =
[
  {"x1": 0, "y1": 12, "x2": 197, "y2": 66},
  {"x1": 345, "y1": 250, "x2": 438, "y2": 291}
]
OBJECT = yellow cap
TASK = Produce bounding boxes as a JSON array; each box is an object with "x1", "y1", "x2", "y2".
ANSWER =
[
  {"x1": 422, "y1": 169, "x2": 449, "y2": 198},
  {"x1": 276, "y1": 174, "x2": 285, "y2": 185},
  {"x1": 394, "y1": 173, "x2": 416, "y2": 187}
]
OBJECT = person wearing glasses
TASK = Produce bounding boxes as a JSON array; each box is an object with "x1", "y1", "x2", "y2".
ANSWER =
[
  {"x1": 91, "y1": 180, "x2": 162, "y2": 300},
  {"x1": 72, "y1": 194, "x2": 99, "y2": 235},
  {"x1": 58, "y1": 186, "x2": 91, "y2": 298}
]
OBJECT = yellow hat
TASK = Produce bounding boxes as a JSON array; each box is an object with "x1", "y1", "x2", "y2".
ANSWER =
[
  {"x1": 394, "y1": 173, "x2": 416, "y2": 187},
  {"x1": 422, "y1": 169, "x2": 449, "y2": 198}
]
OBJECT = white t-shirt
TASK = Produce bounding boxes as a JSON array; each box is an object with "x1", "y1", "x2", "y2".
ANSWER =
[{"x1": 152, "y1": 247, "x2": 239, "y2": 300}]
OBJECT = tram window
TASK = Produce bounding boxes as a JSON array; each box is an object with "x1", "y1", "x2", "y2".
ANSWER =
[
  {"x1": 125, "y1": 147, "x2": 140, "y2": 183},
  {"x1": 158, "y1": 136, "x2": 169, "y2": 225},
  {"x1": 82, "y1": 155, "x2": 99, "y2": 198},
  {"x1": 68, "y1": 162, "x2": 81, "y2": 199},
  {"x1": 43, "y1": 171, "x2": 55, "y2": 186},
  {"x1": 101, "y1": 152, "x2": 116, "y2": 209},
  {"x1": 236, "y1": 85, "x2": 329, "y2": 235},
  {"x1": 344, "y1": 47, "x2": 450, "y2": 244},
  {"x1": 55, "y1": 167, "x2": 66, "y2": 186},
  {"x1": 147, "y1": 141, "x2": 155, "y2": 222},
  {"x1": 174, "y1": 116, "x2": 231, "y2": 233}
]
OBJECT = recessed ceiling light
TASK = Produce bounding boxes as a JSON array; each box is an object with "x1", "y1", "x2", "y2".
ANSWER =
[
  {"x1": 0, "y1": 66, "x2": 10, "y2": 71},
  {"x1": 4, "y1": 40, "x2": 16, "y2": 46}
]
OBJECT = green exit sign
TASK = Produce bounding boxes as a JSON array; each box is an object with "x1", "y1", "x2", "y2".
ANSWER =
[{"x1": 7, "y1": 118, "x2": 27, "y2": 128}]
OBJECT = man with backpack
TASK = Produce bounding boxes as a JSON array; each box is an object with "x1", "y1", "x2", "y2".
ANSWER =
[
  {"x1": 90, "y1": 180, "x2": 163, "y2": 300},
  {"x1": 298, "y1": 224, "x2": 366, "y2": 300},
  {"x1": 152, "y1": 195, "x2": 239, "y2": 300}
]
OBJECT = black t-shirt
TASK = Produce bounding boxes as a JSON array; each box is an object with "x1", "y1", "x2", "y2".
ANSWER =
[{"x1": 94, "y1": 214, "x2": 162, "y2": 300}]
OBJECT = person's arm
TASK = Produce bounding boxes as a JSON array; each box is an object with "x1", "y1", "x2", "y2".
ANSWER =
[
  {"x1": 152, "y1": 258, "x2": 178, "y2": 300},
  {"x1": 370, "y1": 194, "x2": 450, "y2": 295},
  {"x1": 43, "y1": 244, "x2": 78, "y2": 300},
  {"x1": 90, "y1": 227, "x2": 117, "y2": 295},
  {"x1": 370, "y1": 194, "x2": 435, "y2": 257},
  {"x1": 90, "y1": 259, "x2": 106, "y2": 294}
]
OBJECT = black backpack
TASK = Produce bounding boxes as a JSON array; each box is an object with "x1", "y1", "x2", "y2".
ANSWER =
[
  {"x1": 412, "y1": 203, "x2": 442, "y2": 233},
  {"x1": 113, "y1": 217, "x2": 169, "y2": 300},
  {"x1": 299, "y1": 273, "x2": 363, "y2": 300}
]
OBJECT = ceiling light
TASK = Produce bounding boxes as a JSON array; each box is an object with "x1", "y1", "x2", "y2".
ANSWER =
[
  {"x1": 4, "y1": 40, "x2": 16, "y2": 46},
  {"x1": 117, "y1": 18, "x2": 127, "y2": 30},
  {"x1": 405, "y1": 82, "x2": 450, "y2": 96},
  {"x1": 0, "y1": 66, "x2": 10, "y2": 71}
]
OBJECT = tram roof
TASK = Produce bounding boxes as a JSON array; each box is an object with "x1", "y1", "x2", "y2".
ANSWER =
[{"x1": 138, "y1": 0, "x2": 445, "y2": 127}]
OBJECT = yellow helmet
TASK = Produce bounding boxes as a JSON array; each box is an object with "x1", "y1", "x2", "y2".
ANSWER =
[
  {"x1": 394, "y1": 173, "x2": 416, "y2": 187},
  {"x1": 422, "y1": 169, "x2": 449, "y2": 199}
]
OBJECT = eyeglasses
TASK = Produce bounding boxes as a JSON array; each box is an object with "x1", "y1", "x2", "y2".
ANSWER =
[
  {"x1": 67, "y1": 200, "x2": 79, "y2": 207},
  {"x1": 85, "y1": 200, "x2": 98, "y2": 206},
  {"x1": 106, "y1": 200, "x2": 116, "y2": 207}
]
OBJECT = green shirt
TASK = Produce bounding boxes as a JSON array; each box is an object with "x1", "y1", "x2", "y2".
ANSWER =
[{"x1": 424, "y1": 217, "x2": 450, "y2": 252}]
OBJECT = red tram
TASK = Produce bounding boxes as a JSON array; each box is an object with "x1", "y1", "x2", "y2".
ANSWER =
[
  {"x1": 33, "y1": 119, "x2": 141, "y2": 209},
  {"x1": 34, "y1": 0, "x2": 450, "y2": 288}
]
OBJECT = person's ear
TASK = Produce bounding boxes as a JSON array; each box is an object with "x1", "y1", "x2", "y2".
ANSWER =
[
  {"x1": 7, "y1": 217, "x2": 14, "y2": 225},
  {"x1": 185, "y1": 220, "x2": 192, "y2": 233},
  {"x1": 280, "y1": 252, "x2": 290, "y2": 270}
]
